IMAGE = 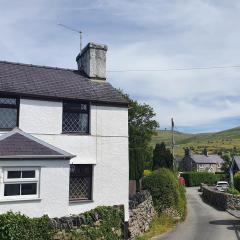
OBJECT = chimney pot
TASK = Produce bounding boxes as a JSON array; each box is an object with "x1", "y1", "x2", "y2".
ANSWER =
[{"x1": 76, "y1": 42, "x2": 108, "y2": 80}]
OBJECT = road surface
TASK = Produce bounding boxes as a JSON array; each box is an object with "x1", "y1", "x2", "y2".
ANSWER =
[{"x1": 155, "y1": 187, "x2": 240, "y2": 240}]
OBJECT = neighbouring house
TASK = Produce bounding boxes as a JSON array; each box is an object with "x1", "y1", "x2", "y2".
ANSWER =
[
  {"x1": 0, "y1": 42, "x2": 129, "y2": 223},
  {"x1": 179, "y1": 148, "x2": 223, "y2": 173}
]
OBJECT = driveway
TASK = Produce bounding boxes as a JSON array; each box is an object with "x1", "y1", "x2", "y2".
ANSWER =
[{"x1": 155, "y1": 187, "x2": 240, "y2": 240}]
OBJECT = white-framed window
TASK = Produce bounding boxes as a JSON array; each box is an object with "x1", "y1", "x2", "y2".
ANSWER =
[
  {"x1": 199, "y1": 164, "x2": 204, "y2": 168},
  {"x1": 2, "y1": 167, "x2": 40, "y2": 200}
]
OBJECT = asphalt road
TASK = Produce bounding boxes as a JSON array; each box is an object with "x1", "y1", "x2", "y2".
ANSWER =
[{"x1": 155, "y1": 187, "x2": 240, "y2": 240}]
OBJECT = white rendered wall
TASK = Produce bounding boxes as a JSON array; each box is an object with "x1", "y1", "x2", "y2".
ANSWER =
[
  {"x1": 2, "y1": 98, "x2": 129, "y2": 220},
  {"x1": 0, "y1": 160, "x2": 70, "y2": 218},
  {"x1": 19, "y1": 99, "x2": 63, "y2": 134}
]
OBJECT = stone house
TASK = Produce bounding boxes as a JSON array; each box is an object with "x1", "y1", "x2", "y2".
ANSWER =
[
  {"x1": 179, "y1": 148, "x2": 223, "y2": 173},
  {"x1": 0, "y1": 42, "x2": 129, "y2": 222}
]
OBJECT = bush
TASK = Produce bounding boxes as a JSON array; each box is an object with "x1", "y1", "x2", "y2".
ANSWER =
[
  {"x1": 65, "y1": 206, "x2": 124, "y2": 240},
  {"x1": 0, "y1": 212, "x2": 54, "y2": 240},
  {"x1": 227, "y1": 187, "x2": 240, "y2": 195},
  {"x1": 181, "y1": 172, "x2": 227, "y2": 187},
  {"x1": 143, "y1": 169, "x2": 152, "y2": 176},
  {"x1": 143, "y1": 168, "x2": 186, "y2": 219},
  {"x1": 234, "y1": 171, "x2": 240, "y2": 192}
]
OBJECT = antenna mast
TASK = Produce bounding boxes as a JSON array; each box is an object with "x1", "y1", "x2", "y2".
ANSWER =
[
  {"x1": 58, "y1": 23, "x2": 83, "y2": 52},
  {"x1": 171, "y1": 118, "x2": 176, "y2": 170}
]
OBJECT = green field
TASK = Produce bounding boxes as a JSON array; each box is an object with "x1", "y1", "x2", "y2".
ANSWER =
[{"x1": 151, "y1": 127, "x2": 240, "y2": 157}]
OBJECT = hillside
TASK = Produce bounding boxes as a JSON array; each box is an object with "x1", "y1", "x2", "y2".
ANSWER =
[{"x1": 151, "y1": 127, "x2": 240, "y2": 157}]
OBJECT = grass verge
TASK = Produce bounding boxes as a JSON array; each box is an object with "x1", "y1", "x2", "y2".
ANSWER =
[{"x1": 135, "y1": 214, "x2": 177, "y2": 240}]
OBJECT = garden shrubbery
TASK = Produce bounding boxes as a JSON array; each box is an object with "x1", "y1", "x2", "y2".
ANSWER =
[
  {"x1": 0, "y1": 206, "x2": 124, "y2": 240},
  {"x1": 181, "y1": 172, "x2": 227, "y2": 187},
  {"x1": 234, "y1": 171, "x2": 240, "y2": 192},
  {"x1": 0, "y1": 212, "x2": 54, "y2": 240},
  {"x1": 143, "y1": 168, "x2": 186, "y2": 219},
  {"x1": 68, "y1": 206, "x2": 124, "y2": 240}
]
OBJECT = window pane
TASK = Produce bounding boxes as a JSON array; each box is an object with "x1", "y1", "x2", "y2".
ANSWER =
[
  {"x1": 22, "y1": 171, "x2": 35, "y2": 178},
  {"x1": 0, "y1": 98, "x2": 16, "y2": 105},
  {"x1": 4, "y1": 184, "x2": 20, "y2": 196},
  {"x1": 0, "y1": 108, "x2": 17, "y2": 129},
  {"x1": 21, "y1": 183, "x2": 37, "y2": 195},
  {"x1": 69, "y1": 165, "x2": 92, "y2": 200},
  {"x1": 8, "y1": 171, "x2": 21, "y2": 178},
  {"x1": 63, "y1": 112, "x2": 88, "y2": 133}
]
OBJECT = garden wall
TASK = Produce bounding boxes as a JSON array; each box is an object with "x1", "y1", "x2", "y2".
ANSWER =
[
  {"x1": 202, "y1": 185, "x2": 240, "y2": 210},
  {"x1": 128, "y1": 190, "x2": 156, "y2": 239}
]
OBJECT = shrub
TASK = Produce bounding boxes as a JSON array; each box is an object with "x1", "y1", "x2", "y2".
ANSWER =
[
  {"x1": 227, "y1": 187, "x2": 240, "y2": 195},
  {"x1": 0, "y1": 212, "x2": 54, "y2": 240},
  {"x1": 234, "y1": 171, "x2": 240, "y2": 192},
  {"x1": 66, "y1": 206, "x2": 124, "y2": 240},
  {"x1": 143, "y1": 168, "x2": 186, "y2": 218},
  {"x1": 181, "y1": 172, "x2": 227, "y2": 187},
  {"x1": 143, "y1": 169, "x2": 152, "y2": 176}
]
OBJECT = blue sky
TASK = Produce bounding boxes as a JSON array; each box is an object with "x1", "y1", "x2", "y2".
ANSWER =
[{"x1": 1, "y1": 0, "x2": 240, "y2": 133}]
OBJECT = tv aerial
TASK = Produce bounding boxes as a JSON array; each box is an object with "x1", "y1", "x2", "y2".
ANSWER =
[{"x1": 58, "y1": 23, "x2": 83, "y2": 52}]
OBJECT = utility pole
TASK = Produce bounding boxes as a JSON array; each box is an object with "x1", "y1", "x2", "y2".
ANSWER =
[
  {"x1": 58, "y1": 24, "x2": 83, "y2": 52},
  {"x1": 171, "y1": 118, "x2": 176, "y2": 170}
]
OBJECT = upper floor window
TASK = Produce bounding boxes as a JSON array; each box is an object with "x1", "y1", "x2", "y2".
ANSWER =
[
  {"x1": 0, "y1": 97, "x2": 19, "y2": 130},
  {"x1": 62, "y1": 101, "x2": 89, "y2": 134}
]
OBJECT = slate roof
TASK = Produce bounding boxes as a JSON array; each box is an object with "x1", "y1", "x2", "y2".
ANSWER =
[
  {"x1": 190, "y1": 154, "x2": 224, "y2": 164},
  {"x1": 233, "y1": 156, "x2": 240, "y2": 169},
  {"x1": 0, "y1": 128, "x2": 74, "y2": 159},
  {"x1": 0, "y1": 61, "x2": 128, "y2": 106}
]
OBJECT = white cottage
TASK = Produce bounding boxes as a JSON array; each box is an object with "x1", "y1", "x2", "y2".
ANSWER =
[{"x1": 0, "y1": 43, "x2": 129, "y2": 222}]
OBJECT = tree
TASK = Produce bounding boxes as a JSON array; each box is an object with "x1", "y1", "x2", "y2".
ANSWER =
[
  {"x1": 121, "y1": 91, "x2": 159, "y2": 188},
  {"x1": 152, "y1": 142, "x2": 174, "y2": 170},
  {"x1": 221, "y1": 151, "x2": 232, "y2": 173}
]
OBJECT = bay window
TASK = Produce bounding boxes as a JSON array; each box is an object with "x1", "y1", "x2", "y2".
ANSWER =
[{"x1": 2, "y1": 168, "x2": 40, "y2": 200}]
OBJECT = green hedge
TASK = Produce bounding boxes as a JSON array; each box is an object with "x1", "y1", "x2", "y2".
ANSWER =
[
  {"x1": 143, "y1": 168, "x2": 186, "y2": 219},
  {"x1": 181, "y1": 172, "x2": 227, "y2": 187},
  {"x1": 234, "y1": 172, "x2": 240, "y2": 192},
  {"x1": 56, "y1": 206, "x2": 124, "y2": 240},
  {"x1": 0, "y1": 212, "x2": 54, "y2": 240}
]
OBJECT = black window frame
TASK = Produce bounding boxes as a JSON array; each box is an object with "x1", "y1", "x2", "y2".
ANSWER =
[
  {"x1": 62, "y1": 101, "x2": 90, "y2": 134},
  {"x1": 0, "y1": 96, "x2": 20, "y2": 131},
  {"x1": 69, "y1": 164, "x2": 93, "y2": 202}
]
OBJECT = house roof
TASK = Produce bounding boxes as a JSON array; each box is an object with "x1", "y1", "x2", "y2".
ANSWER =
[
  {"x1": 0, "y1": 61, "x2": 128, "y2": 106},
  {"x1": 0, "y1": 128, "x2": 74, "y2": 159},
  {"x1": 190, "y1": 154, "x2": 224, "y2": 164},
  {"x1": 233, "y1": 156, "x2": 240, "y2": 169}
]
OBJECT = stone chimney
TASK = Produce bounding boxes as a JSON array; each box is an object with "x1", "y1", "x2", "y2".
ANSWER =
[
  {"x1": 76, "y1": 42, "x2": 108, "y2": 80},
  {"x1": 203, "y1": 148, "x2": 208, "y2": 156},
  {"x1": 184, "y1": 147, "x2": 191, "y2": 156}
]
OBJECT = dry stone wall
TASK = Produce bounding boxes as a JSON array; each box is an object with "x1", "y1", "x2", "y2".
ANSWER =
[
  {"x1": 128, "y1": 190, "x2": 156, "y2": 239},
  {"x1": 202, "y1": 185, "x2": 240, "y2": 210}
]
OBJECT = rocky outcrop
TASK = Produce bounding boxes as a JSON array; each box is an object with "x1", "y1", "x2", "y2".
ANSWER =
[{"x1": 128, "y1": 190, "x2": 156, "y2": 239}]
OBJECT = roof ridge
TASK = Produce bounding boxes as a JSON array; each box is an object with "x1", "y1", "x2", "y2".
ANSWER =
[{"x1": 0, "y1": 60, "x2": 76, "y2": 72}]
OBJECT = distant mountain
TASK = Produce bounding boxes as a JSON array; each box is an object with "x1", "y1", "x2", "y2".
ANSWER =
[{"x1": 151, "y1": 127, "x2": 240, "y2": 157}]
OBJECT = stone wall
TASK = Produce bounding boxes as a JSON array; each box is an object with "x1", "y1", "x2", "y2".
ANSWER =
[
  {"x1": 128, "y1": 190, "x2": 156, "y2": 239},
  {"x1": 202, "y1": 185, "x2": 240, "y2": 210}
]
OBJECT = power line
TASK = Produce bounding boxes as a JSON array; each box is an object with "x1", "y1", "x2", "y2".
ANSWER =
[{"x1": 107, "y1": 65, "x2": 240, "y2": 72}]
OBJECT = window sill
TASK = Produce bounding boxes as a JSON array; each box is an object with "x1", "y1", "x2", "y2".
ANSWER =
[
  {"x1": 0, "y1": 197, "x2": 41, "y2": 203},
  {"x1": 61, "y1": 132, "x2": 90, "y2": 136},
  {"x1": 69, "y1": 199, "x2": 93, "y2": 204}
]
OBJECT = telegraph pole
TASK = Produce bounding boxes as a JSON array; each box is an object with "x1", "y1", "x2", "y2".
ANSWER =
[{"x1": 171, "y1": 118, "x2": 176, "y2": 170}]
